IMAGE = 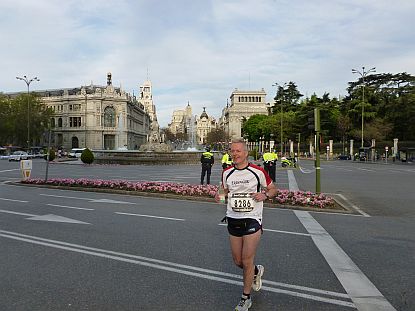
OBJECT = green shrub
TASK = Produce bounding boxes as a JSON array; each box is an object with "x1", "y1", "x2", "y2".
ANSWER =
[
  {"x1": 81, "y1": 148, "x2": 94, "y2": 164},
  {"x1": 44, "y1": 149, "x2": 56, "y2": 161}
]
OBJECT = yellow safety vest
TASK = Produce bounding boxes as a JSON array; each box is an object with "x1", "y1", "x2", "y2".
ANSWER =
[
  {"x1": 222, "y1": 153, "x2": 232, "y2": 165},
  {"x1": 263, "y1": 152, "x2": 273, "y2": 162}
]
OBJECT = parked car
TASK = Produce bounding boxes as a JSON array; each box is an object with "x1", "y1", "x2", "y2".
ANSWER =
[
  {"x1": 337, "y1": 154, "x2": 351, "y2": 160},
  {"x1": 68, "y1": 148, "x2": 85, "y2": 158},
  {"x1": 8, "y1": 151, "x2": 29, "y2": 161}
]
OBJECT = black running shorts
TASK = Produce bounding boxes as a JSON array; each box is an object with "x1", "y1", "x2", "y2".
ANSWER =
[{"x1": 227, "y1": 217, "x2": 262, "y2": 237}]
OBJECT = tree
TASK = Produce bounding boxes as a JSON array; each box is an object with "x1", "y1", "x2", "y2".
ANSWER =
[
  {"x1": 161, "y1": 127, "x2": 176, "y2": 142},
  {"x1": 0, "y1": 93, "x2": 53, "y2": 147},
  {"x1": 346, "y1": 71, "x2": 415, "y2": 141},
  {"x1": 242, "y1": 114, "x2": 268, "y2": 141},
  {"x1": 272, "y1": 81, "x2": 303, "y2": 114},
  {"x1": 0, "y1": 94, "x2": 13, "y2": 145},
  {"x1": 205, "y1": 128, "x2": 230, "y2": 150}
]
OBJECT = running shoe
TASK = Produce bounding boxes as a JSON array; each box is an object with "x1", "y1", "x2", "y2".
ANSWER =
[
  {"x1": 252, "y1": 264, "x2": 264, "y2": 291},
  {"x1": 235, "y1": 297, "x2": 252, "y2": 311}
]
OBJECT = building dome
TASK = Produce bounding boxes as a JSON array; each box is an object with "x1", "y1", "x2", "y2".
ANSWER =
[{"x1": 200, "y1": 107, "x2": 208, "y2": 119}]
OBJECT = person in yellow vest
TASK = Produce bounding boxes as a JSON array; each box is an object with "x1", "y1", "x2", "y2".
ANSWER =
[
  {"x1": 262, "y1": 151, "x2": 273, "y2": 181},
  {"x1": 200, "y1": 147, "x2": 214, "y2": 184},
  {"x1": 221, "y1": 149, "x2": 233, "y2": 169}
]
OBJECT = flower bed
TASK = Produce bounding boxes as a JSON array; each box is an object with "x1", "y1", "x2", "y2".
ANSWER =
[{"x1": 22, "y1": 178, "x2": 336, "y2": 209}]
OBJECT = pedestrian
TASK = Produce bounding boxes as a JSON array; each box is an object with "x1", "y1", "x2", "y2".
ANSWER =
[
  {"x1": 215, "y1": 138, "x2": 277, "y2": 311},
  {"x1": 262, "y1": 151, "x2": 272, "y2": 178},
  {"x1": 221, "y1": 148, "x2": 233, "y2": 169},
  {"x1": 200, "y1": 146, "x2": 214, "y2": 184}
]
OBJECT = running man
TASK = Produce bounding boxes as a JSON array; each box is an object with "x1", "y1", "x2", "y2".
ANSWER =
[{"x1": 215, "y1": 138, "x2": 277, "y2": 311}]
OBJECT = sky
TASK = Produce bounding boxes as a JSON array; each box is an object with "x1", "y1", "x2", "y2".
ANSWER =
[{"x1": 2, "y1": 0, "x2": 414, "y2": 127}]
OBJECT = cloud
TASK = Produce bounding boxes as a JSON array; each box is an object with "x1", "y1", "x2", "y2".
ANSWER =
[{"x1": 1, "y1": 0, "x2": 414, "y2": 127}]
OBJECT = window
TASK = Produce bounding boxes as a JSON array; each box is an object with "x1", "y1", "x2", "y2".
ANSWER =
[
  {"x1": 50, "y1": 118, "x2": 55, "y2": 128},
  {"x1": 58, "y1": 118, "x2": 62, "y2": 127},
  {"x1": 104, "y1": 107, "x2": 116, "y2": 127},
  {"x1": 69, "y1": 117, "x2": 82, "y2": 127}
]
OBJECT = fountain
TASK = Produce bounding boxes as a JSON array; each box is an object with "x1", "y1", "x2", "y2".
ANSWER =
[
  {"x1": 186, "y1": 115, "x2": 198, "y2": 151},
  {"x1": 117, "y1": 112, "x2": 128, "y2": 150},
  {"x1": 92, "y1": 80, "x2": 208, "y2": 164},
  {"x1": 139, "y1": 117, "x2": 172, "y2": 152}
]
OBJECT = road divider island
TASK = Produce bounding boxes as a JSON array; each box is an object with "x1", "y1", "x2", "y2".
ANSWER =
[{"x1": 19, "y1": 178, "x2": 344, "y2": 212}]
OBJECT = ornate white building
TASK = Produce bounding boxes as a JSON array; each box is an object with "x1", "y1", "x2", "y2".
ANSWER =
[
  {"x1": 168, "y1": 102, "x2": 193, "y2": 135},
  {"x1": 196, "y1": 107, "x2": 217, "y2": 145},
  {"x1": 220, "y1": 88, "x2": 268, "y2": 139},
  {"x1": 168, "y1": 103, "x2": 217, "y2": 145},
  {"x1": 138, "y1": 80, "x2": 161, "y2": 143},
  {"x1": 39, "y1": 73, "x2": 151, "y2": 150}
]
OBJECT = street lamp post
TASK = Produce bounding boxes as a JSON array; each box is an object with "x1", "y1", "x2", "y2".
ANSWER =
[
  {"x1": 351, "y1": 66, "x2": 375, "y2": 148},
  {"x1": 16, "y1": 75, "x2": 40, "y2": 149},
  {"x1": 272, "y1": 82, "x2": 287, "y2": 157}
]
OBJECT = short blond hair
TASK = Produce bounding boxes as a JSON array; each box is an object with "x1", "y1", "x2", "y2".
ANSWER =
[{"x1": 231, "y1": 138, "x2": 248, "y2": 151}]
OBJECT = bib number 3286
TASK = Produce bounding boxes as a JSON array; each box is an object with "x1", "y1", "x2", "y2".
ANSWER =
[{"x1": 230, "y1": 193, "x2": 254, "y2": 212}]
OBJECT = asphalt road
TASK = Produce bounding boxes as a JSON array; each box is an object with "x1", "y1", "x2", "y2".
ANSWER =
[{"x1": 0, "y1": 158, "x2": 414, "y2": 310}]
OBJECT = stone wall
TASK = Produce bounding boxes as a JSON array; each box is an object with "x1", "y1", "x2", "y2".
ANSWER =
[{"x1": 93, "y1": 150, "x2": 213, "y2": 165}]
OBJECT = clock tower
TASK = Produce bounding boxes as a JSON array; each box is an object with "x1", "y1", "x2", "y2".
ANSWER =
[{"x1": 139, "y1": 80, "x2": 161, "y2": 142}]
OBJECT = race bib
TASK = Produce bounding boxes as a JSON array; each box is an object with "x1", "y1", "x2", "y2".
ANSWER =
[{"x1": 230, "y1": 193, "x2": 254, "y2": 212}]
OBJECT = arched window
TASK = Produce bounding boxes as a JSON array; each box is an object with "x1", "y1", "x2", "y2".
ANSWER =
[
  {"x1": 50, "y1": 118, "x2": 55, "y2": 128},
  {"x1": 104, "y1": 107, "x2": 116, "y2": 127},
  {"x1": 72, "y1": 137, "x2": 79, "y2": 148},
  {"x1": 58, "y1": 118, "x2": 62, "y2": 127}
]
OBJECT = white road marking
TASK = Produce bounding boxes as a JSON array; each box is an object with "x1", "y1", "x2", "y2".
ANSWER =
[
  {"x1": 40, "y1": 193, "x2": 136, "y2": 204},
  {"x1": 115, "y1": 212, "x2": 185, "y2": 221},
  {"x1": 357, "y1": 168, "x2": 375, "y2": 172},
  {"x1": 0, "y1": 209, "x2": 90, "y2": 224},
  {"x1": 330, "y1": 193, "x2": 370, "y2": 217},
  {"x1": 0, "y1": 230, "x2": 355, "y2": 308},
  {"x1": 40, "y1": 193, "x2": 97, "y2": 200},
  {"x1": 263, "y1": 228, "x2": 310, "y2": 236},
  {"x1": 334, "y1": 167, "x2": 354, "y2": 172},
  {"x1": 0, "y1": 169, "x2": 20, "y2": 173},
  {"x1": 27, "y1": 214, "x2": 90, "y2": 224},
  {"x1": 295, "y1": 210, "x2": 396, "y2": 311},
  {"x1": 287, "y1": 170, "x2": 299, "y2": 191},
  {"x1": 0, "y1": 209, "x2": 36, "y2": 217},
  {"x1": 0, "y1": 197, "x2": 28, "y2": 203},
  {"x1": 46, "y1": 203, "x2": 94, "y2": 211},
  {"x1": 299, "y1": 166, "x2": 314, "y2": 174}
]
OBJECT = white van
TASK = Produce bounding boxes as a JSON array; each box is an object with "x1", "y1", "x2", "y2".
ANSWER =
[{"x1": 68, "y1": 148, "x2": 85, "y2": 158}]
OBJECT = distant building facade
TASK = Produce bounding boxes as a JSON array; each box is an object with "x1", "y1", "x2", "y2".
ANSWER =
[
  {"x1": 168, "y1": 102, "x2": 193, "y2": 135},
  {"x1": 38, "y1": 73, "x2": 151, "y2": 150},
  {"x1": 220, "y1": 88, "x2": 268, "y2": 139},
  {"x1": 168, "y1": 103, "x2": 217, "y2": 145},
  {"x1": 138, "y1": 80, "x2": 162, "y2": 143},
  {"x1": 196, "y1": 107, "x2": 217, "y2": 145}
]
